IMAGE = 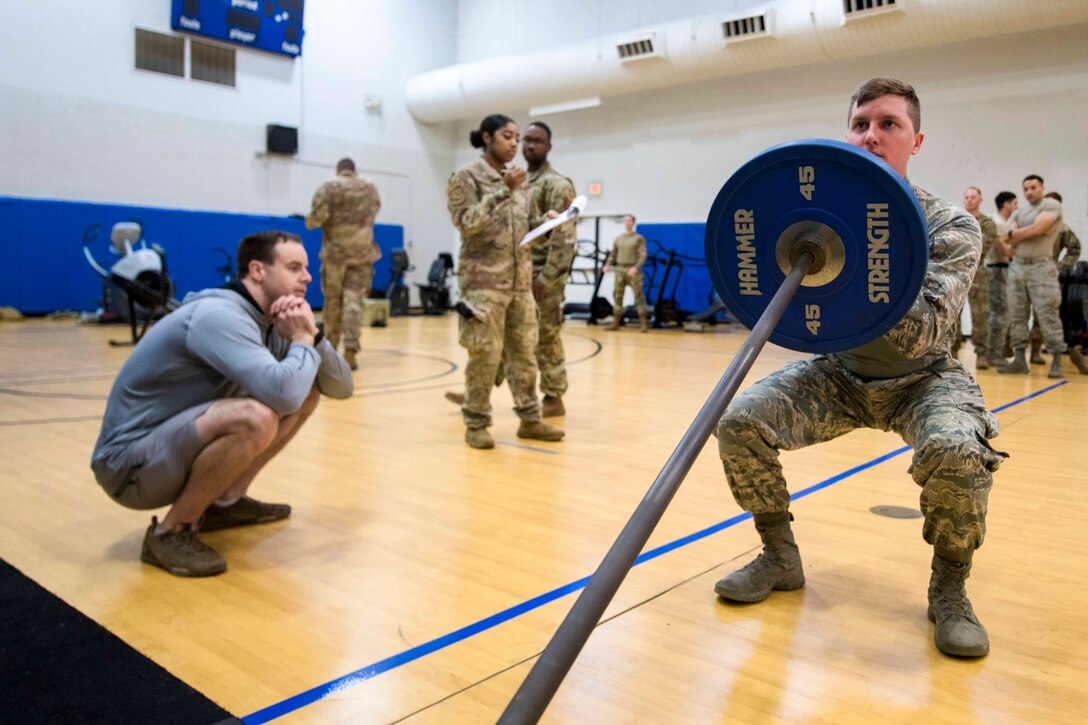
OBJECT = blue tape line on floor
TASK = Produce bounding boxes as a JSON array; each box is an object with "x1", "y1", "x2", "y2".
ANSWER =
[{"x1": 244, "y1": 381, "x2": 1065, "y2": 723}]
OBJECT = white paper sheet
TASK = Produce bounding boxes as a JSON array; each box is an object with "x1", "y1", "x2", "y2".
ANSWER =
[{"x1": 520, "y1": 195, "x2": 588, "y2": 246}]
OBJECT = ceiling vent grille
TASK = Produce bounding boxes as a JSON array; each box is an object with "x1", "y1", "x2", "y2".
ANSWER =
[
  {"x1": 616, "y1": 33, "x2": 662, "y2": 62},
  {"x1": 722, "y1": 12, "x2": 772, "y2": 43},
  {"x1": 843, "y1": 0, "x2": 902, "y2": 20}
]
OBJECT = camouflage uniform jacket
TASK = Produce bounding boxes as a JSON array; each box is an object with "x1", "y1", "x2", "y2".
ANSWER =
[
  {"x1": 448, "y1": 158, "x2": 532, "y2": 292},
  {"x1": 832, "y1": 184, "x2": 982, "y2": 379},
  {"x1": 973, "y1": 212, "x2": 997, "y2": 282},
  {"x1": 528, "y1": 161, "x2": 577, "y2": 284},
  {"x1": 306, "y1": 170, "x2": 382, "y2": 266},
  {"x1": 1054, "y1": 224, "x2": 1081, "y2": 273}
]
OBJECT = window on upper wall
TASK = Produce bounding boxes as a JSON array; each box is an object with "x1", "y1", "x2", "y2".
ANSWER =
[
  {"x1": 191, "y1": 40, "x2": 236, "y2": 87},
  {"x1": 135, "y1": 28, "x2": 184, "y2": 78}
]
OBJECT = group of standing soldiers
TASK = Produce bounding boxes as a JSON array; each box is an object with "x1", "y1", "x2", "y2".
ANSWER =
[{"x1": 957, "y1": 177, "x2": 1085, "y2": 378}]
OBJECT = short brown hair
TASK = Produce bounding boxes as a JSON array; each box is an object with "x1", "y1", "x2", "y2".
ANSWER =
[
  {"x1": 849, "y1": 77, "x2": 921, "y2": 132},
  {"x1": 336, "y1": 158, "x2": 356, "y2": 173},
  {"x1": 237, "y1": 230, "x2": 302, "y2": 279}
]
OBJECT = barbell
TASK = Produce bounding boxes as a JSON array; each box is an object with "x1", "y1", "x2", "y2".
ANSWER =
[{"x1": 500, "y1": 139, "x2": 930, "y2": 723}]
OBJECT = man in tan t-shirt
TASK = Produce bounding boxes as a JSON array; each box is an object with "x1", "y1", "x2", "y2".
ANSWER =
[
  {"x1": 604, "y1": 214, "x2": 649, "y2": 332},
  {"x1": 997, "y1": 175, "x2": 1087, "y2": 378}
]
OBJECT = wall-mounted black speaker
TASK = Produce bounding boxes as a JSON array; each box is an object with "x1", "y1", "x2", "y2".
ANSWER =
[{"x1": 266, "y1": 124, "x2": 298, "y2": 155}]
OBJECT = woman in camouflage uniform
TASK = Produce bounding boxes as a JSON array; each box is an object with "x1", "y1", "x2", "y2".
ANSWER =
[{"x1": 447, "y1": 114, "x2": 564, "y2": 449}]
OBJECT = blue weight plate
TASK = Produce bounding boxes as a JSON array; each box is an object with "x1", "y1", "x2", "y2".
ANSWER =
[{"x1": 705, "y1": 139, "x2": 929, "y2": 354}]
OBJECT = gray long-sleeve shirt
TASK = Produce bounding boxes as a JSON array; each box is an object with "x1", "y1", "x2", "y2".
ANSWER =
[{"x1": 91, "y1": 285, "x2": 353, "y2": 471}]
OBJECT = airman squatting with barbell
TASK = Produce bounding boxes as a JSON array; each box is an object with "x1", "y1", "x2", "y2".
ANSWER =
[{"x1": 713, "y1": 78, "x2": 1005, "y2": 659}]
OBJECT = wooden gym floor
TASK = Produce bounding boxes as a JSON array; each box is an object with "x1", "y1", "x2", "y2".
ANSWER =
[{"x1": 1, "y1": 314, "x2": 1085, "y2": 723}]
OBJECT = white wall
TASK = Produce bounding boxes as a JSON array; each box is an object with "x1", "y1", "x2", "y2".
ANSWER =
[
  {"x1": 0, "y1": 0, "x2": 459, "y2": 291},
  {"x1": 451, "y1": 0, "x2": 1088, "y2": 324}
]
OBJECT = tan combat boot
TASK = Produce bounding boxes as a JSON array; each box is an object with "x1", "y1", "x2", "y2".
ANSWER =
[
  {"x1": 639, "y1": 314, "x2": 649, "y2": 333},
  {"x1": 997, "y1": 349, "x2": 1029, "y2": 374},
  {"x1": 344, "y1": 350, "x2": 358, "y2": 371},
  {"x1": 1069, "y1": 346, "x2": 1088, "y2": 375},
  {"x1": 715, "y1": 511, "x2": 805, "y2": 603},
  {"x1": 465, "y1": 427, "x2": 494, "y2": 449},
  {"x1": 541, "y1": 395, "x2": 565, "y2": 417},
  {"x1": 1047, "y1": 353, "x2": 1064, "y2": 379},
  {"x1": 445, "y1": 391, "x2": 466, "y2": 406},
  {"x1": 928, "y1": 550, "x2": 989, "y2": 658},
  {"x1": 606, "y1": 318, "x2": 621, "y2": 331},
  {"x1": 1029, "y1": 338, "x2": 1045, "y2": 364},
  {"x1": 517, "y1": 420, "x2": 565, "y2": 441}
]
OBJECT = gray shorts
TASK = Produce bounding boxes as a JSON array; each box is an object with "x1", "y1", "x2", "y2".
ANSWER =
[{"x1": 93, "y1": 402, "x2": 213, "y2": 510}]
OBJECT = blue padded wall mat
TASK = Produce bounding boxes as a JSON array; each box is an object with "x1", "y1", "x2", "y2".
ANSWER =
[{"x1": 0, "y1": 196, "x2": 403, "y2": 314}]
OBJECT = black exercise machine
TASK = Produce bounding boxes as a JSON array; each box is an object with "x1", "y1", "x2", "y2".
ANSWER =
[
  {"x1": 82, "y1": 221, "x2": 177, "y2": 346},
  {"x1": 415, "y1": 252, "x2": 454, "y2": 315}
]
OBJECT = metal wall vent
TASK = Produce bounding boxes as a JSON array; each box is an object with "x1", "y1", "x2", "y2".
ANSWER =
[
  {"x1": 843, "y1": 0, "x2": 902, "y2": 19},
  {"x1": 722, "y1": 13, "x2": 771, "y2": 43},
  {"x1": 191, "y1": 40, "x2": 236, "y2": 87},
  {"x1": 616, "y1": 33, "x2": 662, "y2": 62},
  {"x1": 135, "y1": 28, "x2": 184, "y2": 78}
]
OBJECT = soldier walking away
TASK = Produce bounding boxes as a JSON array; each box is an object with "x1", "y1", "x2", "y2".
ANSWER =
[{"x1": 306, "y1": 158, "x2": 382, "y2": 371}]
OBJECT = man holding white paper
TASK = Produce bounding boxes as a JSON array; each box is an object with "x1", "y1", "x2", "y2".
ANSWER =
[{"x1": 523, "y1": 121, "x2": 578, "y2": 417}]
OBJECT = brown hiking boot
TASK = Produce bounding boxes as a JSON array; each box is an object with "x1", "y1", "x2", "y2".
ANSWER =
[
  {"x1": 517, "y1": 421, "x2": 565, "y2": 441},
  {"x1": 199, "y1": 496, "x2": 291, "y2": 532},
  {"x1": 445, "y1": 391, "x2": 465, "y2": 406},
  {"x1": 928, "y1": 551, "x2": 989, "y2": 658},
  {"x1": 344, "y1": 350, "x2": 358, "y2": 370},
  {"x1": 715, "y1": 511, "x2": 804, "y2": 603},
  {"x1": 465, "y1": 427, "x2": 494, "y2": 449},
  {"x1": 542, "y1": 395, "x2": 565, "y2": 417},
  {"x1": 141, "y1": 517, "x2": 226, "y2": 577},
  {"x1": 1069, "y1": 347, "x2": 1088, "y2": 375}
]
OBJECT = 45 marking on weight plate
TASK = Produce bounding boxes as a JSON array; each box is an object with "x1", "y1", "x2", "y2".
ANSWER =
[
  {"x1": 805, "y1": 303, "x2": 821, "y2": 335},
  {"x1": 798, "y1": 165, "x2": 815, "y2": 201}
]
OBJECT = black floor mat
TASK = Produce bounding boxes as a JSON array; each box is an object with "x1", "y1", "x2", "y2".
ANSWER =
[{"x1": 0, "y1": 558, "x2": 238, "y2": 725}]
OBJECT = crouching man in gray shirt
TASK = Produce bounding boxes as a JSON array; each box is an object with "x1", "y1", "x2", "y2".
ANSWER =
[{"x1": 91, "y1": 230, "x2": 354, "y2": 577}]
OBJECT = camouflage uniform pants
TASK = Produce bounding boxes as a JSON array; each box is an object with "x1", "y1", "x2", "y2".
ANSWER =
[
  {"x1": 1007, "y1": 259, "x2": 1066, "y2": 353},
  {"x1": 458, "y1": 288, "x2": 541, "y2": 428},
  {"x1": 321, "y1": 262, "x2": 374, "y2": 352},
  {"x1": 613, "y1": 269, "x2": 647, "y2": 321},
  {"x1": 715, "y1": 356, "x2": 1005, "y2": 554},
  {"x1": 966, "y1": 266, "x2": 989, "y2": 359},
  {"x1": 534, "y1": 276, "x2": 568, "y2": 398},
  {"x1": 986, "y1": 265, "x2": 1009, "y2": 356}
]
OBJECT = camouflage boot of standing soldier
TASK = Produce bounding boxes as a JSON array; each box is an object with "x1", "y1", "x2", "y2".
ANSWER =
[
  {"x1": 639, "y1": 312, "x2": 649, "y2": 333},
  {"x1": 541, "y1": 395, "x2": 565, "y2": 417},
  {"x1": 1029, "y1": 338, "x2": 1045, "y2": 365},
  {"x1": 714, "y1": 511, "x2": 805, "y2": 603},
  {"x1": 997, "y1": 349, "x2": 1029, "y2": 374},
  {"x1": 928, "y1": 550, "x2": 989, "y2": 658},
  {"x1": 516, "y1": 420, "x2": 565, "y2": 441},
  {"x1": 1068, "y1": 346, "x2": 1088, "y2": 375},
  {"x1": 465, "y1": 427, "x2": 494, "y2": 449},
  {"x1": 343, "y1": 349, "x2": 358, "y2": 371},
  {"x1": 1047, "y1": 353, "x2": 1064, "y2": 379}
]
